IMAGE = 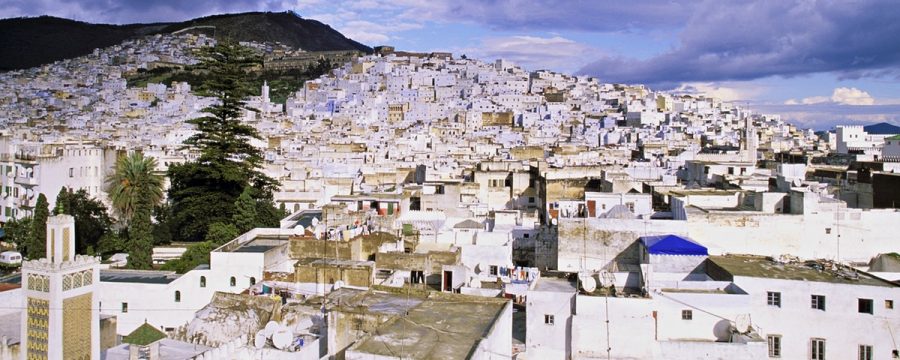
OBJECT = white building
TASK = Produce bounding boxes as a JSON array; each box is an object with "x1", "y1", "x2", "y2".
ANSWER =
[
  {"x1": 97, "y1": 228, "x2": 294, "y2": 335},
  {"x1": 527, "y1": 239, "x2": 900, "y2": 359},
  {"x1": 835, "y1": 125, "x2": 895, "y2": 157}
]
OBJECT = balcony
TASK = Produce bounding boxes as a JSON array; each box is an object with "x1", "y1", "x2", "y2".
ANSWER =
[
  {"x1": 14, "y1": 176, "x2": 37, "y2": 187},
  {"x1": 17, "y1": 196, "x2": 34, "y2": 209},
  {"x1": 13, "y1": 153, "x2": 37, "y2": 164}
]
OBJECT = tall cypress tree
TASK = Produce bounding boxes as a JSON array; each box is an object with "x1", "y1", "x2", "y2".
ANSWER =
[
  {"x1": 127, "y1": 196, "x2": 154, "y2": 269},
  {"x1": 28, "y1": 193, "x2": 49, "y2": 259},
  {"x1": 168, "y1": 42, "x2": 278, "y2": 242},
  {"x1": 232, "y1": 187, "x2": 257, "y2": 234}
]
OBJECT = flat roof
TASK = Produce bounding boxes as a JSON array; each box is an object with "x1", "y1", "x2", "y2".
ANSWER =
[
  {"x1": 709, "y1": 255, "x2": 896, "y2": 288},
  {"x1": 285, "y1": 210, "x2": 322, "y2": 228},
  {"x1": 100, "y1": 270, "x2": 180, "y2": 285},
  {"x1": 233, "y1": 245, "x2": 278, "y2": 253},
  {"x1": 104, "y1": 339, "x2": 211, "y2": 360},
  {"x1": 324, "y1": 288, "x2": 423, "y2": 316},
  {"x1": 532, "y1": 277, "x2": 577, "y2": 293},
  {"x1": 350, "y1": 297, "x2": 507, "y2": 360},
  {"x1": 0, "y1": 273, "x2": 21, "y2": 285}
]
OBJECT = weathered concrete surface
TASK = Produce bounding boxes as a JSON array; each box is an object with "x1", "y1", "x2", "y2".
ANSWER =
[{"x1": 556, "y1": 218, "x2": 687, "y2": 272}]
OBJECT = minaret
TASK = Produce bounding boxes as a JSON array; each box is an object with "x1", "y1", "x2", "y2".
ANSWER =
[
  {"x1": 262, "y1": 81, "x2": 270, "y2": 104},
  {"x1": 20, "y1": 211, "x2": 101, "y2": 360},
  {"x1": 741, "y1": 117, "x2": 758, "y2": 163}
]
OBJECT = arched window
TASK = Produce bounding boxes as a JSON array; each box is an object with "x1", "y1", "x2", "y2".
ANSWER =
[
  {"x1": 230, "y1": 277, "x2": 236, "y2": 287},
  {"x1": 250, "y1": 277, "x2": 256, "y2": 286},
  {"x1": 200, "y1": 276, "x2": 206, "y2": 288},
  {"x1": 175, "y1": 291, "x2": 181, "y2": 303}
]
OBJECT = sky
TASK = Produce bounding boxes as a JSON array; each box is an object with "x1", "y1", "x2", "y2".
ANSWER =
[{"x1": 2, "y1": 0, "x2": 900, "y2": 130}]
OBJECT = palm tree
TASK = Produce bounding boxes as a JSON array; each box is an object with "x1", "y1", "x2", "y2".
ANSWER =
[{"x1": 106, "y1": 152, "x2": 164, "y2": 223}]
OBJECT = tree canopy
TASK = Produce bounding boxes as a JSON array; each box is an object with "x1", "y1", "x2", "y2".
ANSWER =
[
  {"x1": 105, "y1": 152, "x2": 164, "y2": 269},
  {"x1": 106, "y1": 152, "x2": 164, "y2": 223},
  {"x1": 27, "y1": 193, "x2": 49, "y2": 259},
  {"x1": 55, "y1": 187, "x2": 115, "y2": 255},
  {"x1": 167, "y1": 42, "x2": 280, "y2": 242}
]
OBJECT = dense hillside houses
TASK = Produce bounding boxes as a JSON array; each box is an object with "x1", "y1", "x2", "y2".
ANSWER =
[{"x1": 0, "y1": 33, "x2": 898, "y2": 359}]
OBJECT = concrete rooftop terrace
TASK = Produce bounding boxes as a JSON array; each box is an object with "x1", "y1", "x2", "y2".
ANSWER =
[
  {"x1": 349, "y1": 294, "x2": 508, "y2": 360},
  {"x1": 100, "y1": 269, "x2": 180, "y2": 284},
  {"x1": 709, "y1": 255, "x2": 897, "y2": 287},
  {"x1": 532, "y1": 276, "x2": 577, "y2": 293}
]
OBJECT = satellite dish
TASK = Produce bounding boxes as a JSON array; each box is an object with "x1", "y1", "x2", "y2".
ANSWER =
[
  {"x1": 551, "y1": 218, "x2": 558, "y2": 226},
  {"x1": 712, "y1": 319, "x2": 734, "y2": 341},
  {"x1": 263, "y1": 321, "x2": 280, "y2": 337},
  {"x1": 579, "y1": 273, "x2": 597, "y2": 293},
  {"x1": 272, "y1": 330, "x2": 292, "y2": 350},
  {"x1": 333, "y1": 280, "x2": 345, "y2": 290},
  {"x1": 474, "y1": 264, "x2": 483, "y2": 275},
  {"x1": 293, "y1": 225, "x2": 305, "y2": 235},
  {"x1": 254, "y1": 331, "x2": 267, "y2": 349},
  {"x1": 734, "y1": 314, "x2": 751, "y2": 333}
]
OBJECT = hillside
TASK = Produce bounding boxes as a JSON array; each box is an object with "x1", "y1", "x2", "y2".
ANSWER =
[{"x1": 0, "y1": 11, "x2": 372, "y2": 71}]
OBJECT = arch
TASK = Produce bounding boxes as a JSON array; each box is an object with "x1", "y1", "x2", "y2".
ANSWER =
[
  {"x1": 200, "y1": 276, "x2": 206, "y2": 288},
  {"x1": 250, "y1": 277, "x2": 256, "y2": 286},
  {"x1": 175, "y1": 291, "x2": 181, "y2": 303},
  {"x1": 230, "y1": 277, "x2": 236, "y2": 287}
]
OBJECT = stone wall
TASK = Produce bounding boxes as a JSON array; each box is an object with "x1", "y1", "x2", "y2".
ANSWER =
[
  {"x1": 294, "y1": 263, "x2": 373, "y2": 288},
  {"x1": 291, "y1": 238, "x2": 352, "y2": 260},
  {"x1": 556, "y1": 218, "x2": 687, "y2": 272}
]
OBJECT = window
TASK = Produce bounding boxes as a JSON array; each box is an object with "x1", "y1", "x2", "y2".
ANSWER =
[
  {"x1": 768, "y1": 335, "x2": 781, "y2": 358},
  {"x1": 68, "y1": 168, "x2": 74, "y2": 178},
  {"x1": 229, "y1": 277, "x2": 236, "y2": 287},
  {"x1": 811, "y1": 295, "x2": 826, "y2": 311},
  {"x1": 121, "y1": 303, "x2": 128, "y2": 313},
  {"x1": 859, "y1": 299, "x2": 873, "y2": 314},
  {"x1": 811, "y1": 338, "x2": 825, "y2": 360},
  {"x1": 768, "y1": 292, "x2": 781, "y2": 307},
  {"x1": 825, "y1": 228, "x2": 831, "y2": 234},
  {"x1": 528, "y1": 196, "x2": 535, "y2": 204},
  {"x1": 489, "y1": 266, "x2": 499, "y2": 276},
  {"x1": 886, "y1": 300, "x2": 894, "y2": 309},
  {"x1": 859, "y1": 345, "x2": 873, "y2": 360},
  {"x1": 250, "y1": 277, "x2": 256, "y2": 286},
  {"x1": 175, "y1": 291, "x2": 181, "y2": 303},
  {"x1": 200, "y1": 276, "x2": 206, "y2": 288},
  {"x1": 411, "y1": 271, "x2": 425, "y2": 284},
  {"x1": 544, "y1": 314, "x2": 554, "y2": 325},
  {"x1": 523, "y1": 233, "x2": 530, "y2": 238},
  {"x1": 626, "y1": 202, "x2": 635, "y2": 212},
  {"x1": 681, "y1": 309, "x2": 693, "y2": 320}
]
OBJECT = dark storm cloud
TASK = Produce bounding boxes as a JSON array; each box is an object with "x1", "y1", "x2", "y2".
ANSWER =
[
  {"x1": 576, "y1": 0, "x2": 900, "y2": 87},
  {"x1": 0, "y1": 0, "x2": 282, "y2": 24}
]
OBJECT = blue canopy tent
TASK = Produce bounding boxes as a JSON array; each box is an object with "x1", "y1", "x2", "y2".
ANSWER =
[{"x1": 639, "y1": 234, "x2": 708, "y2": 256}]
